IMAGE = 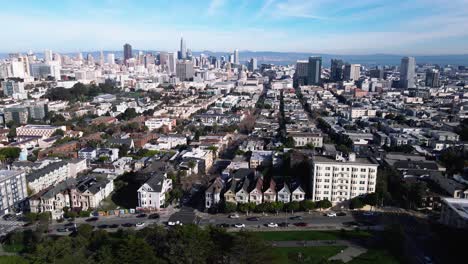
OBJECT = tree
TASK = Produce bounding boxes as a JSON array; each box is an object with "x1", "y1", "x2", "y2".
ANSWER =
[
  {"x1": 284, "y1": 137, "x2": 295, "y2": 148},
  {"x1": 231, "y1": 232, "x2": 273, "y2": 264},
  {"x1": 270, "y1": 201, "x2": 284, "y2": 214},
  {"x1": 349, "y1": 198, "x2": 364, "y2": 209},
  {"x1": 52, "y1": 129, "x2": 65, "y2": 137},
  {"x1": 221, "y1": 201, "x2": 237, "y2": 213},
  {"x1": 0, "y1": 147, "x2": 21, "y2": 161},
  {"x1": 115, "y1": 236, "x2": 159, "y2": 264},
  {"x1": 317, "y1": 199, "x2": 332, "y2": 209},
  {"x1": 284, "y1": 201, "x2": 300, "y2": 213},
  {"x1": 300, "y1": 200, "x2": 316, "y2": 211},
  {"x1": 238, "y1": 202, "x2": 256, "y2": 214}
]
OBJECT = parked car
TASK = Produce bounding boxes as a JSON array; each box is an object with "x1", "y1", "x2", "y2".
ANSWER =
[
  {"x1": 326, "y1": 212, "x2": 337, "y2": 217},
  {"x1": 86, "y1": 217, "x2": 99, "y2": 222},
  {"x1": 167, "y1": 221, "x2": 182, "y2": 226},
  {"x1": 148, "y1": 213, "x2": 160, "y2": 219},
  {"x1": 217, "y1": 223, "x2": 230, "y2": 228},
  {"x1": 56, "y1": 228, "x2": 69, "y2": 232},
  {"x1": 234, "y1": 223, "x2": 245, "y2": 228},
  {"x1": 135, "y1": 222, "x2": 145, "y2": 227},
  {"x1": 229, "y1": 214, "x2": 239, "y2": 219},
  {"x1": 247, "y1": 217, "x2": 260, "y2": 221},
  {"x1": 136, "y1": 214, "x2": 147, "y2": 218},
  {"x1": 278, "y1": 222, "x2": 290, "y2": 227},
  {"x1": 336, "y1": 212, "x2": 347, "y2": 216},
  {"x1": 267, "y1": 223, "x2": 278, "y2": 228},
  {"x1": 362, "y1": 211, "x2": 375, "y2": 216},
  {"x1": 294, "y1": 222, "x2": 308, "y2": 227},
  {"x1": 290, "y1": 216, "x2": 303, "y2": 220},
  {"x1": 122, "y1": 223, "x2": 134, "y2": 227},
  {"x1": 109, "y1": 224, "x2": 119, "y2": 228},
  {"x1": 98, "y1": 224, "x2": 109, "y2": 229}
]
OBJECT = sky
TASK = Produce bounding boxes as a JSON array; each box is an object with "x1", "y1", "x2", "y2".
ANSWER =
[{"x1": 2, "y1": 0, "x2": 468, "y2": 55}]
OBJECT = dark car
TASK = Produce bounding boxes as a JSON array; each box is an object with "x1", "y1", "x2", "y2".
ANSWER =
[
  {"x1": 98, "y1": 224, "x2": 109, "y2": 229},
  {"x1": 247, "y1": 217, "x2": 260, "y2": 221},
  {"x1": 122, "y1": 223, "x2": 134, "y2": 227},
  {"x1": 217, "y1": 223, "x2": 230, "y2": 228},
  {"x1": 278, "y1": 222, "x2": 290, "y2": 227},
  {"x1": 109, "y1": 224, "x2": 119, "y2": 228},
  {"x1": 136, "y1": 213, "x2": 147, "y2": 218},
  {"x1": 294, "y1": 222, "x2": 308, "y2": 227},
  {"x1": 290, "y1": 216, "x2": 303, "y2": 220},
  {"x1": 343, "y1": 221, "x2": 360, "y2": 227},
  {"x1": 57, "y1": 228, "x2": 69, "y2": 232},
  {"x1": 64, "y1": 222, "x2": 75, "y2": 227},
  {"x1": 86, "y1": 217, "x2": 99, "y2": 222},
  {"x1": 148, "y1": 213, "x2": 160, "y2": 219},
  {"x1": 336, "y1": 212, "x2": 347, "y2": 216}
]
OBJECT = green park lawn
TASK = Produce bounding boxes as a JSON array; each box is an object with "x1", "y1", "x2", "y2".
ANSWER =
[
  {"x1": 257, "y1": 230, "x2": 371, "y2": 241},
  {"x1": 348, "y1": 249, "x2": 400, "y2": 264},
  {"x1": 271, "y1": 246, "x2": 346, "y2": 264}
]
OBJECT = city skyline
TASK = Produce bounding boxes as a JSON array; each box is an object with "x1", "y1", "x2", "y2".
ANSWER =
[{"x1": 1, "y1": 0, "x2": 468, "y2": 54}]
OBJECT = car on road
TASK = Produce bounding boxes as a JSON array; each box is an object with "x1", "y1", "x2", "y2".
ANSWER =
[
  {"x1": 64, "y1": 222, "x2": 75, "y2": 227},
  {"x1": 229, "y1": 214, "x2": 239, "y2": 219},
  {"x1": 148, "y1": 213, "x2": 160, "y2": 219},
  {"x1": 326, "y1": 212, "x2": 337, "y2": 217},
  {"x1": 336, "y1": 212, "x2": 347, "y2": 216},
  {"x1": 135, "y1": 222, "x2": 145, "y2": 228},
  {"x1": 136, "y1": 213, "x2": 147, "y2": 218},
  {"x1": 290, "y1": 216, "x2": 303, "y2": 220},
  {"x1": 278, "y1": 222, "x2": 290, "y2": 227},
  {"x1": 216, "y1": 223, "x2": 230, "y2": 228},
  {"x1": 109, "y1": 224, "x2": 119, "y2": 228},
  {"x1": 343, "y1": 221, "x2": 360, "y2": 227},
  {"x1": 86, "y1": 217, "x2": 99, "y2": 222},
  {"x1": 234, "y1": 223, "x2": 245, "y2": 228},
  {"x1": 362, "y1": 211, "x2": 376, "y2": 216},
  {"x1": 98, "y1": 224, "x2": 109, "y2": 229},
  {"x1": 294, "y1": 222, "x2": 308, "y2": 227},
  {"x1": 57, "y1": 228, "x2": 69, "y2": 232},
  {"x1": 267, "y1": 223, "x2": 278, "y2": 228},
  {"x1": 167, "y1": 221, "x2": 182, "y2": 226},
  {"x1": 122, "y1": 223, "x2": 134, "y2": 227},
  {"x1": 246, "y1": 217, "x2": 260, "y2": 221}
]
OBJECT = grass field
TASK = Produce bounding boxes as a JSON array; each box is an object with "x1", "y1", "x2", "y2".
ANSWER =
[
  {"x1": 0, "y1": 256, "x2": 28, "y2": 264},
  {"x1": 272, "y1": 246, "x2": 346, "y2": 264},
  {"x1": 2, "y1": 244, "x2": 24, "y2": 253},
  {"x1": 348, "y1": 249, "x2": 400, "y2": 264},
  {"x1": 257, "y1": 230, "x2": 372, "y2": 241}
]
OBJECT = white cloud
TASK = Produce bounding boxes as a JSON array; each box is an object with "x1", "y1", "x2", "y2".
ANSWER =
[{"x1": 207, "y1": 0, "x2": 226, "y2": 16}]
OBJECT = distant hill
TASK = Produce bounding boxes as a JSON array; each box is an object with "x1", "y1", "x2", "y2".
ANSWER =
[{"x1": 2, "y1": 50, "x2": 467, "y2": 66}]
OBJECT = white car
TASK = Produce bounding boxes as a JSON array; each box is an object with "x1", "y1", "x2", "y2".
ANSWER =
[
  {"x1": 326, "y1": 212, "x2": 337, "y2": 217},
  {"x1": 267, "y1": 223, "x2": 278, "y2": 228},
  {"x1": 167, "y1": 221, "x2": 182, "y2": 226},
  {"x1": 135, "y1": 222, "x2": 145, "y2": 227},
  {"x1": 229, "y1": 214, "x2": 240, "y2": 219},
  {"x1": 234, "y1": 223, "x2": 245, "y2": 228}
]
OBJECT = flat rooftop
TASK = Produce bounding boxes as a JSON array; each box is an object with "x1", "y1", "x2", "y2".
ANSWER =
[
  {"x1": 313, "y1": 155, "x2": 377, "y2": 166},
  {"x1": 443, "y1": 198, "x2": 468, "y2": 220}
]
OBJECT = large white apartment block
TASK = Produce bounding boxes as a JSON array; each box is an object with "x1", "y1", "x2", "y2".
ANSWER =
[
  {"x1": 0, "y1": 170, "x2": 28, "y2": 215},
  {"x1": 16, "y1": 125, "x2": 67, "y2": 139},
  {"x1": 145, "y1": 118, "x2": 175, "y2": 131},
  {"x1": 311, "y1": 153, "x2": 378, "y2": 204},
  {"x1": 290, "y1": 132, "x2": 323, "y2": 148}
]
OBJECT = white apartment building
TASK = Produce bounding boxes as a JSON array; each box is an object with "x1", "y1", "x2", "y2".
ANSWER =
[
  {"x1": 26, "y1": 161, "x2": 71, "y2": 194},
  {"x1": 290, "y1": 132, "x2": 323, "y2": 147},
  {"x1": 16, "y1": 125, "x2": 66, "y2": 139},
  {"x1": 311, "y1": 154, "x2": 378, "y2": 204},
  {"x1": 348, "y1": 108, "x2": 377, "y2": 120},
  {"x1": 0, "y1": 170, "x2": 28, "y2": 215},
  {"x1": 145, "y1": 118, "x2": 175, "y2": 131},
  {"x1": 137, "y1": 173, "x2": 172, "y2": 210}
]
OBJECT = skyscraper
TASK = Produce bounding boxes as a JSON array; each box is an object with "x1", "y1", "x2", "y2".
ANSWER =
[
  {"x1": 330, "y1": 59, "x2": 344, "y2": 82},
  {"x1": 370, "y1": 67, "x2": 384, "y2": 79},
  {"x1": 179, "y1": 37, "x2": 186, "y2": 60},
  {"x1": 343, "y1": 64, "x2": 361, "y2": 81},
  {"x1": 248, "y1": 58, "x2": 257, "y2": 72},
  {"x1": 107, "y1": 53, "x2": 115, "y2": 65},
  {"x1": 176, "y1": 60, "x2": 194, "y2": 81},
  {"x1": 425, "y1": 69, "x2": 440, "y2": 88},
  {"x1": 44, "y1": 50, "x2": 53, "y2": 63},
  {"x1": 168, "y1": 52, "x2": 177, "y2": 74},
  {"x1": 234, "y1": 49, "x2": 239, "y2": 64},
  {"x1": 123, "y1": 43, "x2": 132, "y2": 64},
  {"x1": 400, "y1": 56, "x2": 416, "y2": 88},
  {"x1": 294, "y1": 60, "x2": 309, "y2": 87},
  {"x1": 99, "y1": 50, "x2": 104, "y2": 66},
  {"x1": 307, "y1": 56, "x2": 322, "y2": 85}
]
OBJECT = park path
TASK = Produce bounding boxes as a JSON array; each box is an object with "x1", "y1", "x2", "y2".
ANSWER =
[{"x1": 271, "y1": 240, "x2": 367, "y2": 263}]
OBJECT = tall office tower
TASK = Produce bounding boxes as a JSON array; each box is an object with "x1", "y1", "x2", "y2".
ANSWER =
[
  {"x1": 144, "y1": 53, "x2": 155, "y2": 68},
  {"x1": 176, "y1": 60, "x2": 194, "y2": 81},
  {"x1": 248, "y1": 58, "x2": 257, "y2": 72},
  {"x1": 44, "y1": 50, "x2": 53, "y2": 62},
  {"x1": 107, "y1": 53, "x2": 115, "y2": 64},
  {"x1": 18, "y1": 55, "x2": 30, "y2": 76},
  {"x1": 400, "y1": 56, "x2": 416, "y2": 88},
  {"x1": 228, "y1": 54, "x2": 234, "y2": 64},
  {"x1": 99, "y1": 51, "x2": 105, "y2": 66},
  {"x1": 330, "y1": 59, "x2": 344, "y2": 81},
  {"x1": 179, "y1": 37, "x2": 187, "y2": 60},
  {"x1": 2, "y1": 80, "x2": 26, "y2": 99},
  {"x1": 343, "y1": 64, "x2": 361, "y2": 81},
  {"x1": 87, "y1": 53, "x2": 94, "y2": 65},
  {"x1": 168, "y1": 52, "x2": 177, "y2": 74},
  {"x1": 77, "y1": 52, "x2": 84, "y2": 62},
  {"x1": 159, "y1": 52, "x2": 169, "y2": 66},
  {"x1": 370, "y1": 67, "x2": 384, "y2": 79},
  {"x1": 123, "y1": 43, "x2": 133, "y2": 64},
  {"x1": 294, "y1": 60, "x2": 309, "y2": 87},
  {"x1": 53, "y1": 53, "x2": 61, "y2": 64},
  {"x1": 234, "y1": 49, "x2": 239, "y2": 64},
  {"x1": 425, "y1": 69, "x2": 440, "y2": 88},
  {"x1": 307, "y1": 56, "x2": 322, "y2": 85}
]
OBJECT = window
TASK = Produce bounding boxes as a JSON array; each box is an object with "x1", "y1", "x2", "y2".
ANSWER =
[
  {"x1": 325, "y1": 167, "x2": 331, "y2": 171},
  {"x1": 361, "y1": 168, "x2": 366, "y2": 172},
  {"x1": 359, "y1": 181, "x2": 365, "y2": 184}
]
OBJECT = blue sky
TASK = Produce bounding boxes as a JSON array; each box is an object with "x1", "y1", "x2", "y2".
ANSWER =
[{"x1": 2, "y1": 0, "x2": 468, "y2": 54}]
